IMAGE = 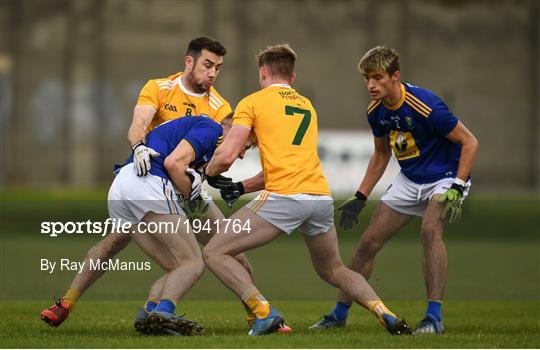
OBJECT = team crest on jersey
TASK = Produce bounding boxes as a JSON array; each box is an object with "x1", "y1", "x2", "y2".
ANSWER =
[
  {"x1": 405, "y1": 116, "x2": 414, "y2": 129},
  {"x1": 389, "y1": 131, "x2": 420, "y2": 160}
]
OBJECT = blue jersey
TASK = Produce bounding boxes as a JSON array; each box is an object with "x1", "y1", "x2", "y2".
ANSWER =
[
  {"x1": 367, "y1": 83, "x2": 460, "y2": 184},
  {"x1": 118, "y1": 116, "x2": 223, "y2": 180}
]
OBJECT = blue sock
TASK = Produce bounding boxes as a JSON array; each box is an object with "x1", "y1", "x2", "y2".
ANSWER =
[
  {"x1": 145, "y1": 300, "x2": 158, "y2": 313},
  {"x1": 426, "y1": 300, "x2": 442, "y2": 321},
  {"x1": 331, "y1": 301, "x2": 351, "y2": 322},
  {"x1": 155, "y1": 299, "x2": 176, "y2": 314}
]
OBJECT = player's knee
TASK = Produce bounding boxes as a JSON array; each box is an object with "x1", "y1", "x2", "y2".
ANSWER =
[
  {"x1": 194, "y1": 258, "x2": 206, "y2": 277},
  {"x1": 202, "y1": 245, "x2": 217, "y2": 266},
  {"x1": 160, "y1": 259, "x2": 180, "y2": 272},
  {"x1": 358, "y1": 233, "x2": 384, "y2": 256},
  {"x1": 183, "y1": 257, "x2": 206, "y2": 277},
  {"x1": 421, "y1": 224, "x2": 443, "y2": 245}
]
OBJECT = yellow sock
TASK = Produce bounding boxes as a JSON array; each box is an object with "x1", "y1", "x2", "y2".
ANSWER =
[
  {"x1": 242, "y1": 301, "x2": 256, "y2": 327},
  {"x1": 368, "y1": 299, "x2": 396, "y2": 326},
  {"x1": 62, "y1": 288, "x2": 81, "y2": 310},
  {"x1": 241, "y1": 287, "x2": 270, "y2": 319}
]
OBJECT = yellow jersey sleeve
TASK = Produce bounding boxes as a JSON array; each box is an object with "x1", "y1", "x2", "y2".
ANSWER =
[
  {"x1": 213, "y1": 101, "x2": 233, "y2": 122},
  {"x1": 136, "y1": 80, "x2": 160, "y2": 110},
  {"x1": 208, "y1": 88, "x2": 232, "y2": 122},
  {"x1": 232, "y1": 97, "x2": 255, "y2": 129}
]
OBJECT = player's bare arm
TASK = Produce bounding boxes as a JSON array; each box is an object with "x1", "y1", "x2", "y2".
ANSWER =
[
  {"x1": 436, "y1": 121, "x2": 478, "y2": 224},
  {"x1": 241, "y1": 170, "x2": 265, "y2": 193},
  {"x1": 128, "y1": 105, "x2": 156, "y2": 146},
  {"x1": 164, "y1": 140, "x2": 196, "y2": 198},
  {"x1": 358, "y1": 136, "x2": 392, "y2": 197},
  {"x1": 444, "y1": 121, "x2": 479, "y2": 182},
  {"x1": 206, "y1": 125, "x2": 251, "y2": 176},
  {"x1": 338, "y1": 136, "x2": 392, "y2": 230},
  {"x1": 128, "y1": 106, "x2": 161, "y2": 176}
]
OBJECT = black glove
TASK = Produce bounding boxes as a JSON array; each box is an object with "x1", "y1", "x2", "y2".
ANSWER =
[
  {"x1": 337, "y1": 191, "x2": 367, "y2": 230},
  {"x1": 206, "y1": 174, "x2": 234, "y2": 189},
  {"x1": 183, "y1": 196, "x2": 209, "y2": 222},
  {"x1": 220, "y1": 182, "x2": 245, "y2": 208}
]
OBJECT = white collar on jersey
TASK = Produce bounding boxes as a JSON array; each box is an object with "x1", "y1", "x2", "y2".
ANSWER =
[
  {"x1": 177, "y1": 75, "x2": 207, "y2": 98},
  {"x1": 267, "y1": 83, "x2": 291, "y2": 89}
]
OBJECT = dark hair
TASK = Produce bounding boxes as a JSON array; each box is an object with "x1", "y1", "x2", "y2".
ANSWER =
[
  {"x1": 186, "y1": 37, "x2": 227, "y2": 60},
  {"x1": 256, "y1": 44, "x2": 297, "y2": 79}
]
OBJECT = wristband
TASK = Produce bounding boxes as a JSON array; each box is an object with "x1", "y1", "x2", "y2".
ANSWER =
[
  {"x1": 354, "y1": 191, "x2": 367, "y2": 200},
  {"x1": 453, "y1": 177, "x2": 467, "y2": 187},
  {"x1": 450, "y1": 183, "x2": 465, "y2": 195},
  {"x1": 236, "y1": 182, "x2": 245, "y2": 195},
  {"x1": 131, "y1": 140, "x2": 145, "y2": 151}
]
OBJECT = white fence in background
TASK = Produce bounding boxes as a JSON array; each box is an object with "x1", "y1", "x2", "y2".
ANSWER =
[{"x1": 208, "y1": 130, "x2": 400, "y2": 199}]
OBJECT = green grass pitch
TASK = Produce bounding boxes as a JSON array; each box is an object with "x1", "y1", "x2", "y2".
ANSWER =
[
  {"x1": 0, "y1": 192, "x2": 539, "y2": 347},
  {"x1": 1, "y1": 301, "x2": 539, "y2": 348}
]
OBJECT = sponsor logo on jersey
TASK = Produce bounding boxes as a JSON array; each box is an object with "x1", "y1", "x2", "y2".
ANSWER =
[
  {"x1": 165, "y1": 103, "x2": 178, "y2": 112},
  {"x1": 389, "y1": 131, "x2": 420, "y2": 160}
]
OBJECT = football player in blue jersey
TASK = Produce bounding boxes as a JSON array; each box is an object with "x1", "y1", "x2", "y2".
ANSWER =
[
  {"x1": 111, "y1": 115, "x2": 256, "y2": 336},
  {"x1": 43, "y1": 115, "x2": 255, "y2": 336},
  {"x1": 311, "y1": 46, "x2": 478, "y2": 334}
]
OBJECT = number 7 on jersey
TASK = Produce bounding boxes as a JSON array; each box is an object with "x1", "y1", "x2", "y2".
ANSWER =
[{"x1": 285, "y1": 105, "x2": 311, "y2": 145}]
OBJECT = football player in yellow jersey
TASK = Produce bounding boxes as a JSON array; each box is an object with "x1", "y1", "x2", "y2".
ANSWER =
[
  {"x1": 129, "y1": 37, "x2": 231, "y2": 176},
  {"x1": 41, "y1": 37, "x2": 255, "y2": 332},
  {"x1": 203, "y1": 44, "x2": 412, "y2": 336}
]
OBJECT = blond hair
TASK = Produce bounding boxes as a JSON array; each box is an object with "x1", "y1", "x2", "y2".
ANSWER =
[
  {"x1": 256, "y1": 44, "x2": 297, "y2": 79},
  {"x1": 358, "y1": 46, "x2": 400, "y2": 75}
]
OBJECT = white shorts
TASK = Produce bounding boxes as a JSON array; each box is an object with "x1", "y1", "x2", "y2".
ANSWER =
[
  {"x1": 246, "y1": 191, "x2": 334, "y2": 236},
  {"x1": 108, "y1": 163, "x2": 186, "y2": 224},
  {"x1": 381, "y1": 172, "x2": 471, "y2": 217}
]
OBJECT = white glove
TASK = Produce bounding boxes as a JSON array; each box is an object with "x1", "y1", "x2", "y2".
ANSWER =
[
  {"x1": 132, "y1": 141, "x2": 160, "y2": 176},
  {"x1": 186, "y1": 168, "x2": 204, "y2": 200}
]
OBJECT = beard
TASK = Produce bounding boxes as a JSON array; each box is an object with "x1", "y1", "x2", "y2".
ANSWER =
[{"x1": 185, "y1": 72, "x2": 211, "y2": 94}]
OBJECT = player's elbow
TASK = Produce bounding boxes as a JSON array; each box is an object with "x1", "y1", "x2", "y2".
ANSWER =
[
  {"x1": 164, "y1": 156, "x2": 187, "y2": 174},
  {"x1": 222, "y1": 153, "x2": 237, "y2": 168},
  {"x1": 213, "y1": 148, "x2": 236, "y2": 170},
  {"x1": 470, "y1": 134, "x2": 479, "y2": 150},
  {"x1": 463, "y1": 133, "x2": 479, "y2": 154}
]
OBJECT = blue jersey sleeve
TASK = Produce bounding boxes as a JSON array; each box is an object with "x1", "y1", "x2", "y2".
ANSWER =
[
  {"x1": 183, "y1": 124, "x2": 221, "y2": 161},
  {"x1": 426, "y1": 98, "x2": 459, "y2": 137},
  {"x1": 367, "y1": 112, "x2": 386, "y2": 137}
]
